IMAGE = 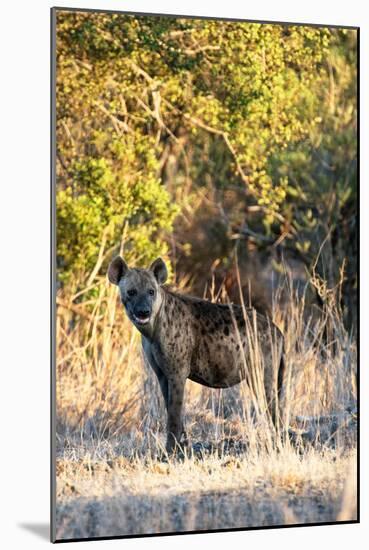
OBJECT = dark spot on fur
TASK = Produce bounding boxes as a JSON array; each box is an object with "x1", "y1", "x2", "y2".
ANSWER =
[{"x1": 224, "y1": 326, "x2": 229, "y2": 336}]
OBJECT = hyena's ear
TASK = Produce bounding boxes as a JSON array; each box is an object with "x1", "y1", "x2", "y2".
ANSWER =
[
  {"x1": 150, "y1": 258, "x2": 168, "y2": 285},
  {"x1": 107, "y1": 256, "x2": 128, "y2": 285}
]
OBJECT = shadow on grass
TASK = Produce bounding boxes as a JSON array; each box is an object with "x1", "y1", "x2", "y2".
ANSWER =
[{"x1": 55, "y1": 487, "x2": 347, "y2": 541}]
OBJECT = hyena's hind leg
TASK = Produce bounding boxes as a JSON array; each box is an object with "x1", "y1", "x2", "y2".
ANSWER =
[{"x1": 263, "y1": 343, "x2": 286, "y2": 438}]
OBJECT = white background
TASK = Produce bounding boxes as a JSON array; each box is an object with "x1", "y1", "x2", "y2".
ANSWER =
[{"x1": 0, "y1": 0, "x2": 367, "y2": 547}]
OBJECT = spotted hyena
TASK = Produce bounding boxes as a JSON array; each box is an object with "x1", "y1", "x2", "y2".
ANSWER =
[{"x1": 108, "y1": 256, "x2": 285, "y2": 454}]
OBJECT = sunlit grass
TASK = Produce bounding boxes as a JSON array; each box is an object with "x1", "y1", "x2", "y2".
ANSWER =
[{"x1": 55, "y1": 272, "x2": 357, "y2": 539}]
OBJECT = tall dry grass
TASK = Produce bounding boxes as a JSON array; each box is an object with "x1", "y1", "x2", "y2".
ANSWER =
[{"x1": 54, "y1": 267, "x2": 357, "y2": 539}]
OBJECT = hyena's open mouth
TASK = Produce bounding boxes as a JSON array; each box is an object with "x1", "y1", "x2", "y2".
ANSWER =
[{"x1": 133, "y1": 314, "x2": 151, "y2": 325}]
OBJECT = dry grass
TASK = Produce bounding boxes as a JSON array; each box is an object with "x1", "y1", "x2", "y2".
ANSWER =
[
  {"x1": 54, "y1": 271, "x2": 357, "y2": 540},
  {"x1": 56, "y1": 445, "x2": 356, "y2": 539}
]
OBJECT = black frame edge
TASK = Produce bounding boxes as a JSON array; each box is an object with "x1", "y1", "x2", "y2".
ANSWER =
[
  {"x1": 51, "y1": 6, "x2": 57, "y2": 544},
  {"x1": 51, "y1": 6, "x2": 359, "y2": 30},
  {"x1": 356, "y1": 25, "x2": 360, "y2": 525},
  {"x1": 54, "y1": 520, "x2": 359, "y2": 544}
]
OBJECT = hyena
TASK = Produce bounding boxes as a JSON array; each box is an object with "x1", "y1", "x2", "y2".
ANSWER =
[{"x1": 108, "y1": 256, "x2": 285, "y2": 454}]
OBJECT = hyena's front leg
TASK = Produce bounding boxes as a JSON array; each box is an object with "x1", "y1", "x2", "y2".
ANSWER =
[{"x1": 166, "y1": 376, "x2": 187, "y2": 454}]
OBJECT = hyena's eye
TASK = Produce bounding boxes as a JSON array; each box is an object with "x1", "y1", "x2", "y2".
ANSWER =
[
  {"x1": 148, "y1": 289, "x2": 155, "y2": 296},
  {"x1": 127, "y1": 289, "x2": 137, "y2": 297}
]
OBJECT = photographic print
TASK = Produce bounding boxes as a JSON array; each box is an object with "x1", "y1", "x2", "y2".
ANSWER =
[{"x1": 51, "y1": 7, "x2": 358, "y2": 542}]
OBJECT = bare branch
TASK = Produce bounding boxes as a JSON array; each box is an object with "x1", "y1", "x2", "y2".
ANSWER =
[
  {"x1": 130, "y1": 61, "x2": 250, "y2": 186},
  {"x1": 93, "y1": 101, "x2": 131, "y2": 134}
]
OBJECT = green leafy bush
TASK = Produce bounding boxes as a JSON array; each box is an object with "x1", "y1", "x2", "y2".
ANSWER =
[{"x1": 56, "y1": 12, "x2": 356, "y2": 319}]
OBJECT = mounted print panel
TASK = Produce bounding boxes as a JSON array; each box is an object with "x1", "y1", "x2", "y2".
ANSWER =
[{"x1": 51, "y1": 7, "x2": 358, "y2": 542}]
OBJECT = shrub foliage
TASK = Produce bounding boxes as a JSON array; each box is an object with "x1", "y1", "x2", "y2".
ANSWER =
[{"x1": 56, "y1": 11, "x2": 357, "y2": 320}]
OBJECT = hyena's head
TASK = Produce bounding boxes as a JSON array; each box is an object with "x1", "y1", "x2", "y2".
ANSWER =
[{"x1": 107, "y1": 256, "x2": 167, "y2": 329}]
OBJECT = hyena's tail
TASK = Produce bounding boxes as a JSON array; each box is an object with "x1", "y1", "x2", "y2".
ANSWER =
[
  {"x1": 272, "y1": 340, "x2": 286, "y2": 436},
  {"x1": 277, "y1": 351, "x2": 286, "y2": 402}
]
